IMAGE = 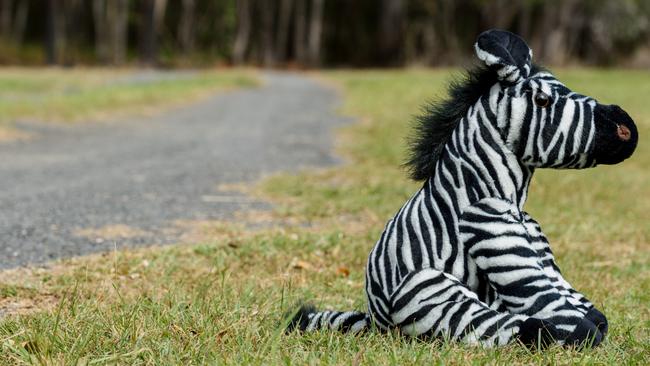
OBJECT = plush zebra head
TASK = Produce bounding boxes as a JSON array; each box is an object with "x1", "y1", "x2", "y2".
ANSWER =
[{"x1": 475, "y1": 29, "x2": 638, "y2": 169}]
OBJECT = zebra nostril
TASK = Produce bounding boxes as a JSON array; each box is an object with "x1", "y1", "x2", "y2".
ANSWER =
[{"x1": 617, "y1": 124, "x2": 631, "y2": 141}]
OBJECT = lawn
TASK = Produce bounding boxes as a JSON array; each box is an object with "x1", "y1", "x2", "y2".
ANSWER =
[
  {"x1": 0, "y1": 68, "x2": 648, "y2": 364},
  {"x1": 0, "y1": 68, "x2": 256, "y2": 141}
]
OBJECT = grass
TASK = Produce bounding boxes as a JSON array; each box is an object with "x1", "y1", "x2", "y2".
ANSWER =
[
  {"x1": 0, "y1": 68, "x2": 649, "y2": 364},
  {"x1": 0, "y1": 67, "x2": 257, "y2": 140}
]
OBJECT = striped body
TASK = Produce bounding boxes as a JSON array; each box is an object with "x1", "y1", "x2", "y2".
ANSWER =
[
  {"x1": 289, "y1": 30, "x2": 636, "y2": 349},
  {"x1": 365, "y1": 77, "x2": 595, "y2": 345}
]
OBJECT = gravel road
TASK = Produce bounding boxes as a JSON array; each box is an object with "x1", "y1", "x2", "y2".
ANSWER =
[{"x1": 0, "y1": 72, "x2": 349, "y2": 269}]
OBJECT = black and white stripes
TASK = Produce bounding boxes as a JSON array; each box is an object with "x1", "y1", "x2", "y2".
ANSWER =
[{"x1": 288, "y1": 29, "x2": 637, "y2": 349}]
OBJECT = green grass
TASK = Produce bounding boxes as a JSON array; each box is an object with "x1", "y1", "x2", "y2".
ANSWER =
[
  {"x1": 1, "y1": 68, "x2": 649, "y2": 364},
  {"x1": 0, "y1": 67, "x2": 256, "y2": 132}
]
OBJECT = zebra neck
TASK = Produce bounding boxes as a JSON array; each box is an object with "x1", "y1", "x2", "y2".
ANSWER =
[{"x1": 430, "y1": 113, "x2": 534, "y2": 212}]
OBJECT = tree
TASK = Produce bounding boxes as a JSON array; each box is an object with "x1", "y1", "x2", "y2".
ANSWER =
[
  {"x1": 139, "y1": 0, "x2": 167, "y2": 65},
  {"x1": 293, "y1": 0, "x2": 306, "y2": 64},
  {"x1": 44, "y1": 0, "x2": 61, "y2": 65},
  {"x1": 178, "y1": 0, "x2": 195, "y2": 55},
  {"x1": 0, "y1": 0, "x2": 28, "y2": 44},
  {"x1": 12, "y1": 0, "x2": 27, "y2": 44},
  {"x1": 109, "y1": 0, "x2": 129, "y2": 65},
  {"x1": 306, "y1": 0, "x2": 324, "y2": 67},
  {"x1": 274, "y1": 0, "x2": 293, "y2": 63},
  {"x1": 0, "y1": 0, "x2": 12, "y2": 38},
  {"x1": 259, "y1": 0, "x2": 275, "y2": 66},
  {"x1": 378, "y1": 0, "x2": 404, "y2": 66},
  {"x1": 2, "y1": 0, "x2": 649, "y2": 67},
  {"x1": 92, "y1": 0, "x2": 109, "y2": 62},
  {"x1": 93, "y1": 0, "x2": 129, "y2": 65},
  {"x1": 232, "y1": 0, "x2": 251, "y2": 65}
]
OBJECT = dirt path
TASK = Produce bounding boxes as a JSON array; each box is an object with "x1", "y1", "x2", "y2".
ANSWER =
[{"x1": 0, "y1": 72, "x2": 348, "y2": 269}]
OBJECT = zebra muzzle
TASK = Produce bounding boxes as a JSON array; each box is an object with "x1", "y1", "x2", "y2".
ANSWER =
[{"x1": 592, "y1": 104, "x2": 638, "y2": 165}]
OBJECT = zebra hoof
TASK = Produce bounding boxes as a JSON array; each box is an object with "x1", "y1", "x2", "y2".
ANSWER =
[
  {"x1": 517, "y1": 318, "x2": 559, "y2": 349},
  {"x1": 585, "y1": 308, "x2": 608, "y2": 337},
  {"x1": 565, "y1": 317, "x2": 603, "y2": 348},
  {"x1": 285, "y1": 304, "x2": 317, "y2": 333}
]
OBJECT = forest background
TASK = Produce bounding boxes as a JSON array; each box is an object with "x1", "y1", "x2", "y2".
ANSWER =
[{"x1": 1, "y1": 0, "x2": 649, "y2": 69}]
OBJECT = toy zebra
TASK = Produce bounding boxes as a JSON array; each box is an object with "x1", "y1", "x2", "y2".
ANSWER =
[{"x1": 287, "y1": 29, "x2": 638, "y2": 348}]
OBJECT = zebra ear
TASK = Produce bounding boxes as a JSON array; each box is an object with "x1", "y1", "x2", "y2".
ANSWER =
[{"x1": 474, "y1": 29, "x2": 532, "y2": 83}]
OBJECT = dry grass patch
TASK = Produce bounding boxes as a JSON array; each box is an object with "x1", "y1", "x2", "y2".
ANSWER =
[
  {"x1": 74, "y1": 224, "x2": 154, "y2": 242},
  {"x1": 0, "y1": 126, "x2": 29, "y2": 142}
]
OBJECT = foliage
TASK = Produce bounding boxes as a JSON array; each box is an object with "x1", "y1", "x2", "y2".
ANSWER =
[{"x1": 1, "y1": 0, "x2": 649, "y2": 67}]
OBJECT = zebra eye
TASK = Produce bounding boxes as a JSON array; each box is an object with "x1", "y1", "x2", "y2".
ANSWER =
[{"x1": 534, "y1": 92, "x2": 551, "y2": 108}]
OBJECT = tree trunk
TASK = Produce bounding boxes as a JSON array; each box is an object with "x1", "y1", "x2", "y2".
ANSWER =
[
  {"x1": 92, "y1": 0, "x2": 109, "y2": 63},
  {"x1": 44, "y1": 0, "x2": 60, "y2": 65},
  {"x1": 0, "y1": 0, "x2": 12, "y2": 38},
  {"x1": 518, "y1": 1, "x2": 532, "y2": 41},
  {"x1": 538, "y1": 0, "x2": 578, "y2": 64},
  {"x1": 139, "y1": 0, "x2": 166, "y2": 65},
  {"x1": 422, "y1": 22, "x2": 439, "y2": 66},
  {"x1": 275, "y1": 0, "x2": 293, "y2": 63},
  {"x1": 62, "y1": 0, "x2": 83, "y2": 65},
  {"x1": 178, "y1": 0, "x2": 195, "y2": 55},
  {"x1": 55, "y1": 0, "x2": 70, "y2": 64},
  {"x1": 294, "y1": 0, "x2": 307, "y2": 64},
  {"x1": 436, "y1": 0, "x2": 460, "y2": 64},
  {"x1": 307, "y1": 0, "x2": 324, "y2": 67},
  {"x1": 378, "y1": 0, "x2": 404, "y2": 66},
  {"x1": 233, "y1": 0, "x2": 251, "y2": 64},
  {"x1": 12, "y1": 0, "x2": 26, "y2": 44},
  {"x1": 109, "y1": 0, "x2": 128, "y2": 64},
  {"x1": 259, "y1": 0, "x2": 275, "y2": 67},
  {"x1": 153, "y1": 0, "x2": 167, "y2": 36},
  {"x1": 480, "y1": 0, "x2": 519, "y2": 30}
]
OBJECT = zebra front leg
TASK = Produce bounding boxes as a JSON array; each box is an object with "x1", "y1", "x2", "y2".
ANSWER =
[
  {"x1": 522, "y1": 212, "x2": 608, "y2": 336},
  {"x1": 386, "y1": 268, "x2": 559, "y2": 347},
  {"x1": 460, "y1": 198, "x2": 603, "y2": 347}
]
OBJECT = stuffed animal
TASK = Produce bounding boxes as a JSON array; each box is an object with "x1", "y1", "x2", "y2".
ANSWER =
[{"x1": 288, "y1": 29, "x2": 638, "y2": 348}]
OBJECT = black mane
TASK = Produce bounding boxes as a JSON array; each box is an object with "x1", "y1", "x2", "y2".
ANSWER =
[
  {"x1": 405, "y1": 65, "x2": 498, "y2": 181},
  {"x1": 405, "y1": 64, "x2": 546, "y2": 181}
]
